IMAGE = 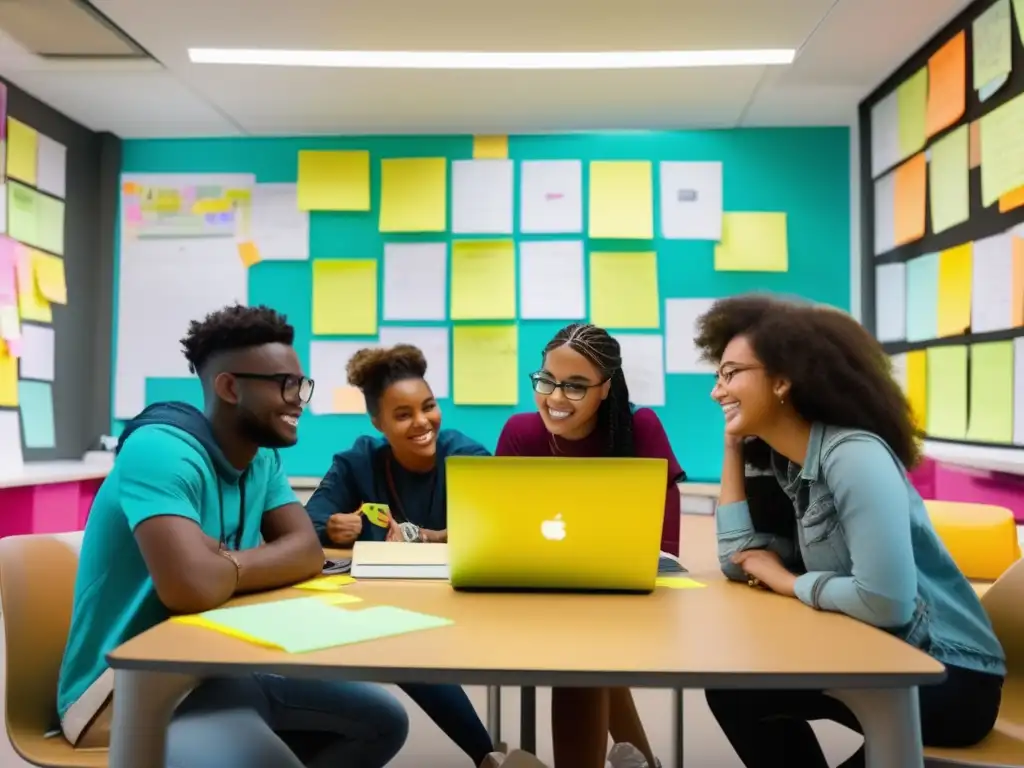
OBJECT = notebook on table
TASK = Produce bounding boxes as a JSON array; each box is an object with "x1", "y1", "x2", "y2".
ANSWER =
[{"x1": 351, "y1": 541, "x2": 450, "y2": 580}]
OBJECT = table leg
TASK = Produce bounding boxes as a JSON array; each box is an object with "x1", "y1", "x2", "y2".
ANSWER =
[
  {"x1": 825, "y1": 687, "x2": 923, "y2": 768},
  {"x1": 109, "y1": 669, "x2": 199, "y2": 768},
  {"x1": 671, "y1": 688, "x2": 684, "y2": 768},
  {"x1": 487, "y1": 685, "x2": 502, "y2": 746},
  {"x1": 520, "y1": 686, "x2": 537, "y2": 754}
]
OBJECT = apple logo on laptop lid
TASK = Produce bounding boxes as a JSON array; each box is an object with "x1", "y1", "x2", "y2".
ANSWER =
[{"x1": 541, "y1": 513, "x2": 566, "y2": 541}]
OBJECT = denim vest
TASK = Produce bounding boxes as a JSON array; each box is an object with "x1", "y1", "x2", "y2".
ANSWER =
[{"x1": 724, "y1": 424, "x2": 1006, "y2": 677}]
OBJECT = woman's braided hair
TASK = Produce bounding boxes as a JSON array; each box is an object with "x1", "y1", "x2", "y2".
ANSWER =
[{"x1": 544, "y1": 323, "x2": 635, "y2": 457}]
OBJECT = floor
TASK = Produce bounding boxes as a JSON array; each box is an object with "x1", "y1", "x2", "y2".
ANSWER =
[{"x1": 0, "y1": 515, "x2": 866, "y2": 766}]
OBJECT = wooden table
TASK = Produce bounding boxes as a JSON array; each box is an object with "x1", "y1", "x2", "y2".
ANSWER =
[{"x1": 105, "y1": 570, "x2": 942, "y2": 768}]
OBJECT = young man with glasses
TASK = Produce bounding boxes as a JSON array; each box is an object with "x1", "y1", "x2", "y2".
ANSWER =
[{"x1": 58, "y1": 304, "x2": 409, "y2": 768}]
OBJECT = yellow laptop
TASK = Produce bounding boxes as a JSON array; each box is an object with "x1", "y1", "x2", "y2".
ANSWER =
[{"x1": 446, "y1": 456, "x2": 667, "y2": 592}]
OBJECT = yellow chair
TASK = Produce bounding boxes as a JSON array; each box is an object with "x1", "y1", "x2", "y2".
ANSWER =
[
  {"x1": 0, "y1": 533, "x2": 107, "y2": 767},
  {"x1": 926, "y1": 556, "x2": 1024, "y2": 766},
  {"x1": 925, "y1": 501, "x2": 1021, "y2": 582}
]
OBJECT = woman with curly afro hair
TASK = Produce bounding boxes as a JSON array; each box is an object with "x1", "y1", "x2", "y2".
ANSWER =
[{"x1": 693, "y1": 294, "x2": 1005, "y2": 767}]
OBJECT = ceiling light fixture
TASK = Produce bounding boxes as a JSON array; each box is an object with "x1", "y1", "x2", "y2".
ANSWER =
[{"x1": 187, "y1": 48, "x2": 796, "y2": 69}]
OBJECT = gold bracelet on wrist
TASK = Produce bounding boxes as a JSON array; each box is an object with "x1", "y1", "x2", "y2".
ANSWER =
[{"x1": 218, "y1": 547, "x2": 242, "y2": 588}]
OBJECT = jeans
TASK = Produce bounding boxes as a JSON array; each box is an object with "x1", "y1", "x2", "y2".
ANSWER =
[
  {"x1": 166, "y1": 673, "x2": 409, "y2": 768},
  {"x1": 705, "y1": 663, "x2": 1003, "y2": 767},
  {"x1": 400, "y1": 683, "x2": 494, "y2": 765}
]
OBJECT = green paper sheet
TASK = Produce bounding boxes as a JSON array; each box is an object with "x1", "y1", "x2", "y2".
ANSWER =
[
  {"x1": 17, "y1": 379, "x2": 55, "y2": 448},
  {"x1": 198, "y1": 598, "x2": 453, "y2": 654},
  {"x1": 967, "y1": 342, "x2": 1014, "y2": 443},
  {"x1": 925, "y1": 346, "x2": 968, "y2": 439}
]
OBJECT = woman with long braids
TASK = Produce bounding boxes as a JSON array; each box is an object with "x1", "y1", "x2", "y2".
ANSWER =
[{"x1": 495, "y1": 323, "x2": 684, "y2": 768}]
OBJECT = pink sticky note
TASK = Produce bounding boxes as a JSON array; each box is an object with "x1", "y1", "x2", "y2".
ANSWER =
[
  {"x1": 125, "y1": 204, "x2": 142, "y2": 223},
  {"x1": 0, "y1": 238, "x2": 17, "y2": 304}
]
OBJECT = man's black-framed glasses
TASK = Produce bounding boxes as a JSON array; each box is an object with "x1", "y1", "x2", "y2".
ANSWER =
[
  {"x1": 529, "y1": 372, "x2": 606, "y2": 402},
  {"x1": 231, "y1": 373, "x2": 315, "y2": 405}
]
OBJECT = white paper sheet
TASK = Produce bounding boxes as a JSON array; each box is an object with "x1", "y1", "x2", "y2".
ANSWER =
[
  {"x1": 379, "y1": 326, "x2": 451, "y2": 399},
  {"x1": 874, "y1": 172, "x2": 897, "y2": 255},
  {"x1": 1014, "y1": 338, "x2": 1024, "y2": 444},
  {"x1": 971, "y1": 231, "x2": 1014, "y2": 333},
  {"x1": 890, "y1": 353, "x2": 908, "y2": 392},
  {"x1": 452, "y1": 160, "x2": 514, "y2": 234},
  {"x1": 664, "y1": 298, "x2": 716, "y2": 373},
  {"x1": 659, "y1": 162, "x2": 722, "y2": 240},
  {"x1": 309, "y1": 341, "x2": 367, "y2": 415},
  {"x1": 520, "y1": 160, "x2": 583, "y2": 234},
  {"x1": 875, "y1": 262, "x2": 907, "y2": 342},
  {"x1": 382, "y1": 242, "x2": 447, "y2": 321},
  {"x1": 250, "y1": 183, "x2": 309, "y2": 260},
  {"x1": 36, "y1": 134, "x2": 67, "y2": 199},
  {"x1": 871, "y1": 91, "x2": 901, "y2": 177},
  {"x1": 0, "y1": 410, "x2": 23, "y2": 474},
  {"x1": 114, "y1": 237, "x2": 248, "y2": 418},
  {"x1": 18, "y1": 323, "x2": 54, "y2": 381},
  {"x1": 519, "y1": 240, "x2": 585, "y2": 320},
  {"x1": 614, "y1": 334, "x2": 665, "y2": 407}
]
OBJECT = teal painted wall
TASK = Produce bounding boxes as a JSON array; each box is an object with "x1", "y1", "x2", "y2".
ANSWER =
[{"x1": 116, "y1": 129, "x2": 851, "y2": 481}]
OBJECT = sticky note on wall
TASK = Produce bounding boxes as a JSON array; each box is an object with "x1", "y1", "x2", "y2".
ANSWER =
[
  {"x1": 894, "y1": 153, "x2": 926, "y2": 246},
  {"x1": 896, "y1": 67, "x2": 928, "y2": 159},
  {"x1": 937, "y1": 242, "x2": 972, "y2": 337},
  {"x1": 311, "y1": 259, "x2": 378, "y2": 335},
  {"x1": 452, "y1": 324, "x2": 518, "y2": 405},
  {"x1": 6, "y1": 118, "x2": 37, "y2": 185},
  {"x1": 588, "y1": 161, "x2": 653, "y2": 240},
  {"x1": 473, "y1": 135, "x2": 508, "y2": 159},
  {"x1": 379, "y1": 158, "x2": 447, "y2": 232},
  {"x1": 905, "y1": 349, "x2": 927, "y2": 430},
  {"x1": 925, "y1": 31, "x2": 966, "y2": 138},
  {"x1": 297, "y1": 150, "x2": 370, "y2": 211},
  {"x1": 714, "y1": 212, "x2": 788, "y2": 272},
  {"x1": 926, "y1": 345, "x2": 968, "y2": 439},
  {"x1": 967, "y1": 341, "x2": 1014, "y2": 443},
  {"x1": 450, "y1": 240, "x2": 516, "y2": 320},
  {"x1": 589, "y1": 252, "x2": 660, "y2": 328}
]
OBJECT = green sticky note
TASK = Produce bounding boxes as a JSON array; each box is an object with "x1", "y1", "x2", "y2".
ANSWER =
[
  {"x1": 897, "y1": 67, "x2": 928, "y2": 159},
  {"x1": 926, "y1": 346, "x2": 968, "y2": 439},
  {"x1": 199, "y1": 599, "x2": 453, "y2": 654},
  {"x1": 17, "y1": 380, "x2": 55, "y2": 448},
  {"x1": 967, "y1": 342, "x2": 1014, "y2": 443},
  {"x1": 928, "y1": 125, "x2": 969, "y2": 235}
]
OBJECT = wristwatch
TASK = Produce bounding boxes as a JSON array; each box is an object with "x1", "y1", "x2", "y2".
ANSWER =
[{"x1": 398, "y1": 522, "x2": 421, "y2": 543}]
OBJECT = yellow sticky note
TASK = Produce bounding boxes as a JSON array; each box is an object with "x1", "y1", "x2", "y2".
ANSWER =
[
  {"x1": 589, "y1": 252, "x2": 660, "y2": 328},
  {"x1": 714, "y1": 212, "x2": 788, "y2": 272},
  {"x1": 450, "y1": 240, "x2": 516, "y2": 320},
  {"x1": 15, "y1": 247, "x2": 50, "y2": 323},
  {"x1": 294, "y1": 575, "x2": 358, "y2": 591},
  {"x1": 332, "y1": 385, "x2": 366, "y2": 414},
  {"x1": 926, "y1": 345, "x2": 968, "y2": 439},
  {"x1": 473, "y1": 135, "x2": 508, "y2": 159},
  {"x1": 967, "y1": 341, "x2": 1013, "y2": 443},
  {"x1": 453, "y1": 324, "x2": 518, "y2": 405},
  {"x1": 937, "y1": 242, "x2": 972, "y2": 337},
  {"x1": 172, "y1": 615, "x2": 279, "y2": 649},
  {"x1": 7, "y1": 118, "x2": 37, "y2": 185},
  {"x1": 896, "y1": 67, "x2": 928, "y2": 160},
  {"x1": 192, "y1": 198, "x2": 231, "y2": 214},
  {"x1": 311, "y1": 259, "x2": 378, "y2": 335},
  {"x1": 237, "y1": 241, "x2": 261, "y2": 268},
  {"x1": 906, "y1": 349, "x2": 927, "y2": 430},
  {"x1": 297, "y1": 150, "x2": 370, "y2": 211},
  {"x1": 655, "y1": 577, "x2": 705, "y2": 589},
  {"x1": 928, "y1": 126, "x2": 969, "y2": 234},
  {"x1": 588, "y1": 161, "x2": 653, "y2": 239},
  {"x1": 379, "y1": 158, "x2": 447, "y2": 232},
  {"x1": 0, "y1": 345, "x2": 17, "y2": 406},
  {"x1": 31, "y1": 251, "x2": 66, "y2": 304},
  {"x1": 980, "y1": 92, "x2": 1024, "y2": 206}
]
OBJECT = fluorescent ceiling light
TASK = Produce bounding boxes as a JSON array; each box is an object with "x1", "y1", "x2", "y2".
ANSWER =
[{"x1": 187, "y1": 48, "x2": 796, "y2": 69}]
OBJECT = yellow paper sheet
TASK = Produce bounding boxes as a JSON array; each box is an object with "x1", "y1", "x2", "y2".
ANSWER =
[
  {"x1": 926, "y1": 346, "x2": 968, "y2": 439},
  {"x1": 897, "y1": 67, "x2": 928, "y2": 159},
  {"x1": 311, "y1": 259, "x2": 378, "y2": 335},
  {"x1": 972, "y1": 0, "x2": 1012, "y2": 91},
  {"x1": 379, "y1": 158, "x2": 447, "y2": 232},
  {"x1": 237, "y1": 240, "x2": 261, "y2": 268},
  {"x1": 31, "y1": 251, "x2": 67, "y2": 304},
  {"x1": 937, "y1": 242, "x2": 972, "y2": 337},
  {"x1": 450, "y1": 240, "x2": 516, "y2": 320},
  {"x1": 589, "y1": 251, "x2": 660, "y2": 328},
  {"x1": 905, "y1": 350, "x2": 927, "y2": 430},
  {"x1": 452, "y1": 324, "x2": 518, "y2": 405},
  {"x1": 967, "y1": 341, "x2": 1013, "y2": 443},
  {"x1": 0, "y1": 345, "x2": 17, "y2": 406},
  {"x1": 172, "y1": 615, "x2": 279, "y2": 649},
  {"x1": 192, "y1": 198, "x2": 231, "y2": 214},
  {"x1": 473, "y1": 135, "x2": 508, "y2": 159},
  {"x1": 928, "y1": 126, "x2": 969, "y2": 234},
  {"x1": 655, "y1": 577, "x2": 705, "y2": 590},
  {"x1": 714, "y1": 212, "x2": 788, "y2": 272},
  {"x1": 297, "y1": 150, "x2": 371, "y2": 211},
  {"x1": 588, "y1": 161, "x2": 653, "y2": 239},
  {"x1": 6, "y1": 118, "x2": 37, "y2": 185},
  {"x1": 332, "y1": 386, "x2": 366, "y2": 414},
  {"x1": 294, "y1": 575, "x2": 359, "y2": 591},
  {"x1": 979, "y1": 92, "x2": 1024, "y2": 206},
  {"x1": 15, "y1": 246, "x2": 51, "y2": 323}
]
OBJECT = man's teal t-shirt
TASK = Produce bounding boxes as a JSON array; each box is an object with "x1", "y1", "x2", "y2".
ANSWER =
[{"x1": 57, "y1": 416, "x2": 297, "y2": 732}]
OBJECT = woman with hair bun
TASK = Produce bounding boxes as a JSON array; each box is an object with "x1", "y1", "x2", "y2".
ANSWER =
[{"x1": 305, "y1": 343, "x2": 500, "y2": 768}]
